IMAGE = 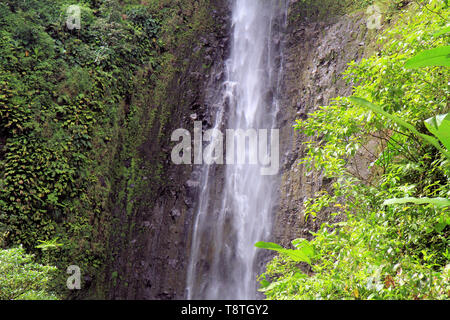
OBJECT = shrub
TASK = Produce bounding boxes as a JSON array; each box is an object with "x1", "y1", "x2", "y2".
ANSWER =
[{"x1": 0, "y1": 246, "x2": 58, "y2": 300}]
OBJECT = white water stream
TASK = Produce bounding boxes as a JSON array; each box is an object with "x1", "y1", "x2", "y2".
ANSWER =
[{"x1": 186, "y1": 0, "x2": 287, "y2": 299}]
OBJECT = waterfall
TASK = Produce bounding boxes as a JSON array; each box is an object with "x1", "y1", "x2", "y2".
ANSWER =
[{"x1": 186, "y1": 0, "x2": 287, "y2": 300}]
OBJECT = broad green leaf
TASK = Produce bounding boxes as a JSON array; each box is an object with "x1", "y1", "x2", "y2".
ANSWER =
[
  {"x1": 293, "y1": 272, "x2": 307, "y2": 279},
  {"x1": 435, "y1": 216, "x2": 448, "y2": 233},
  {"x1": 255, "y1": 241, "x2": 284, "y2": 250},
  {"x1": 433, "y1": 25, "x2": 450, "y2": 37},
  {"x1": 425, "y1": 113, "x2": 450, "y2": 151},
  {"x1": 259, "y1": 279, "x2": 270, "y2": 289},
  {"x1": 349, "y1": 97, "x2": 450, "y2": 159},
  {"x1": 282, "y1": 248, "x2": 311, "y2": 264},
  {"x1": 292, "y1": 238, "x2": 315, "y2": 257},
  {"x1": 258, "y1": 280, "x2": 278, "y2": 292},
  {"x1": 255, "y1": 241, "x2": 313, "y2": 264},
  {"x1": 404, "y1": 46, "x2": 450, "y2": 69},
  {"x1": 383, "y1": 197, "x2": 450, "y2": 208}
]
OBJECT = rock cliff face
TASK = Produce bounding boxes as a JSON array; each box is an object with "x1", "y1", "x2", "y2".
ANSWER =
[
  {"x1": 102, "y1": 0, "x2": 231, "y2": 300},
  {"x1": 273, "y1": 9, "x2": 370, "y2": 246},
  {"x1": 102, "y1": 1, "x2": 373, "y2": 300}
]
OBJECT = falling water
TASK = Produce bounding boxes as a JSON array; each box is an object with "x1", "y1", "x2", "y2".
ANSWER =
[{"x1": 186, "y1": 0, "x2": 287, "y2": 299}]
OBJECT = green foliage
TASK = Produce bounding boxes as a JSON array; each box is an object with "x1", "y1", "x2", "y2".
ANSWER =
[
  {"x1": 0, "y1": 0, "x2": 165, "y2": 296},
  {"x1": 433, "y1": 25, "x2": 450, "y2": 37},
  {"x1": 1, "y1": 0, "x2": 222, "y2": 298},
  {"x1": 260, "y1": 0, "x2": 450, "y2": 300},
  {"x1": 35, "y1": 237, "x2": 64, "y2": 251},
  {"x1": 255, "y1": 240, "x2": 315, "y2": 264},
  {"x1": 425, "y1": 113, "x2": 450, "y2": 151},
  {"x1": 383, "y1": 196, "x2": 450, "y2": 207},
  {"x1": 126, "y1": 6, "x2": 160, "y2": 38},
  {"x1": 349, "y1": 97, "x2": 450, "y2": 158},
  {"x1": 0, "y1": 246, "x2": 58, "y2": 300},
  {"x1": 405, "y1": 46, "x2": 450, "y2": 68}
]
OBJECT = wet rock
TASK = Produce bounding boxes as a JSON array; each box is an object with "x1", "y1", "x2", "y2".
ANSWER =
[
  {"x1": 273, "y1": 11, "x2": 370, "y2": 247},
  {"x1": 170, "y1": 208, "x2": 181, "y2": 220}
]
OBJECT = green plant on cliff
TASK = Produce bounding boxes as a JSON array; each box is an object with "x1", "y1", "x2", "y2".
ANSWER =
[
  {"x1": 0, "y1": 0, "x2": 165, "y2": 297},
  {"x1": 348, "y1": 97, "x2": 450, "y2": 207},
  {"x1": 258, "y1": 0, "x2": 449, "y2": 299},
  {"x1": 0, "y1": 246, "x2": 57, "y2": 300}
]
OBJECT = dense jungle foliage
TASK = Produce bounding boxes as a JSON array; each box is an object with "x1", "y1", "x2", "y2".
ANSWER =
[
  {"x1": 258, "y1": 0, "x2": 450, "y2": 300},
  {"x1": 0, "y1": 0, "x2": 213, "y2": 299}
]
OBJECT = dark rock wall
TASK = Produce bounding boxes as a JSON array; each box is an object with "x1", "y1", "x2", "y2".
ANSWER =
[
  {"x1": 102, "y1": 0, "x2": 231, "y2": 300},
  {"x1": 273, "y1": 9, "x2": 370, "y2": 246}
]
